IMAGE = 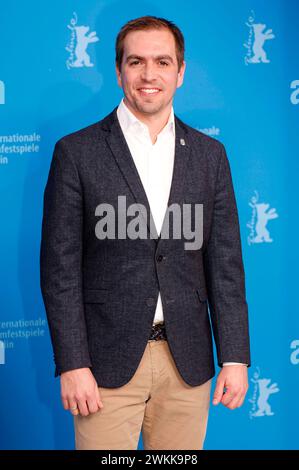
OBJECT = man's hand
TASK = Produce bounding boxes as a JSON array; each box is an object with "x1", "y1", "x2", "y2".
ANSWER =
[
  {"x1": 212, "y1": 365, "x2": 248, "y2": 409},
  {"x1": 61, "y1": 367, "x2": 104, "y2": 416}
]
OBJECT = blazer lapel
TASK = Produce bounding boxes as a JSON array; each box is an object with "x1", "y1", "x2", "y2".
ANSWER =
[
  {"x1": 104, "y1": 108, "x2": 159, "y2": 241},
  {"x1": 158, "y1": 116, "x2": 191, "y2": 244}
]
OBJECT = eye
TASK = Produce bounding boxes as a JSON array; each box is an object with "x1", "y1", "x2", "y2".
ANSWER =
[
  {"x1": 130, "y1": 60, "x2": 140, "y2": 66},
  {"x1": 159, "y1": 61, "x2": 169, "y2": 66}
]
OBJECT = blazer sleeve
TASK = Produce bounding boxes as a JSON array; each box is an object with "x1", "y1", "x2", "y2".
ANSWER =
[
  {"x1": 40, "y1": 139, "x2": 92, "y2": 376},
  {"x1": 203, "y1": 143, "x2": 251, "y2": 368}
]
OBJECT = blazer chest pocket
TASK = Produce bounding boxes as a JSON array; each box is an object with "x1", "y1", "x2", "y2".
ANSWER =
[
  {"x1": 196, "y1": 287, "x2": 208, "y2": 303},
  {"x1": 83, "y1": 288, "x2": 109, "y2": 304}
]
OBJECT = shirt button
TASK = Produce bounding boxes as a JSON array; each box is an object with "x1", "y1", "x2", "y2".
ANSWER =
[{"x1": 156, "y1": 255, "x2": 164, "y2": 262}]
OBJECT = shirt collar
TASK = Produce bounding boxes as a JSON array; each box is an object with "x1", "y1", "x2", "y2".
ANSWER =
[{"x1": 117, "y1": 97, "x2": 175, "y2": 139}]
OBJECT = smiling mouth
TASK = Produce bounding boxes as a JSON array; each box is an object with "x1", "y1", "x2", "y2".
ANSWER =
[{"x1": 138, "y1": 88, "x2": 161, "y2": 96}]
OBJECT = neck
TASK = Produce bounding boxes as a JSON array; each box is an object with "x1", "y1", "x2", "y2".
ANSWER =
[{"x1": 123, "y1": 98, "x2": 172, "y2": 144}]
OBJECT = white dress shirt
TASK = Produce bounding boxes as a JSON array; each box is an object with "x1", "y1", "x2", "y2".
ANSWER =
[
  {"x1": 116, "y1": 98, "x2": 246, "y2": 367},
  {"x1": 117, "y1": 98, "x2": 174, "y2": 327}
]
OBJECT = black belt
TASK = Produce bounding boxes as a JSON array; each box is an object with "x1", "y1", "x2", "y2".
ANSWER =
[{"x1": 149, "y1": 322, "x2": 167, "y2": 341}]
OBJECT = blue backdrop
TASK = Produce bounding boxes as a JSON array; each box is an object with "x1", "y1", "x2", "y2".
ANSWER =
[{"x1": 0, "y1": 0, "x2": 298, "y2": 450}]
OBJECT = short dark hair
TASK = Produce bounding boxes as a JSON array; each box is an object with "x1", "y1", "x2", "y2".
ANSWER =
[{"x1": 115, "y1": 15, "x2": 185, "y2": 71}]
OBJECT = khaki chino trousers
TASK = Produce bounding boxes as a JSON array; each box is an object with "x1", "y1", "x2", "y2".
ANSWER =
[{"x1": 74, "y1": 339, "x2": 212, "y2": 450}]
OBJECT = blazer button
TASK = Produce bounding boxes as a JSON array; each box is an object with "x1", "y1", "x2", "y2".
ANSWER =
[
  {"x1": 156, "y1": 255, "x2": 164, "y2": 262},
  {"x1": 146, "y1": 298, "x2": 156, "y2": 307}
]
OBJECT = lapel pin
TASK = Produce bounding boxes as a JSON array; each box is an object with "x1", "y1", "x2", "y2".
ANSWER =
[{"x1": 180, "y1": 138, "x2": 186, "y2": 146}]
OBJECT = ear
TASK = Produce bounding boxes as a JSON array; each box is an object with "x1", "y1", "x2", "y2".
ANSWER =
[
  {"x1": 115, "y1": 63, "x2": 122, "y2": 88},
  {"x1": 177, "y1": 61, "x2": 186, "y2": 89}
]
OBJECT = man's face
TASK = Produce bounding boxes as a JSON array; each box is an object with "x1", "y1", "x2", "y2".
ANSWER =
[{"x1": 116, "y1": 28, "x2": 186, "y2": 118}]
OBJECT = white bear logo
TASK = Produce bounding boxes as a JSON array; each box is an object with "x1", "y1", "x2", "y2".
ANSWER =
[
  {"x1": 253, "y1": 202, "x2": 278, "y2": 243},
  {"x1": 66, "y1": 13, "x2": 99, "y2": 69},
  {"x1": 247, "y1": 192, "x2": 278, "y2": 245},
  {"x1": 247, "y1": 23, "x2": 275, "y2": 64},
  {"x1": 251, "y1": 378, "x2": 279, "y2": 417},
  {"x1": 72, "y1": 26, "x2": 99, "y2": 68}
]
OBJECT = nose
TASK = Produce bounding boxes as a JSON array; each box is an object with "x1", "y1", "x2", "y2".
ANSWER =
[{"x1": 140, "y1": 62, "x2": 157, "y2": 82}]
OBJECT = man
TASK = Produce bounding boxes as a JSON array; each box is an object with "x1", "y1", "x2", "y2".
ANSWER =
[{"x1": 40, "y1": 16, "x2": 251, "y2": 450}]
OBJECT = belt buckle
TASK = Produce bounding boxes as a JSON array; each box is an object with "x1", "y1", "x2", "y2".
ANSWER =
[{"x1": 150, "y1": 322, "x2": 167, "y2": 341}]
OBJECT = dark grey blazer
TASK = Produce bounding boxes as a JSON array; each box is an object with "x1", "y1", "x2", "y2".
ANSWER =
[{"x1": 40, "y1": 106, "x2": 251, "y2": 387}]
